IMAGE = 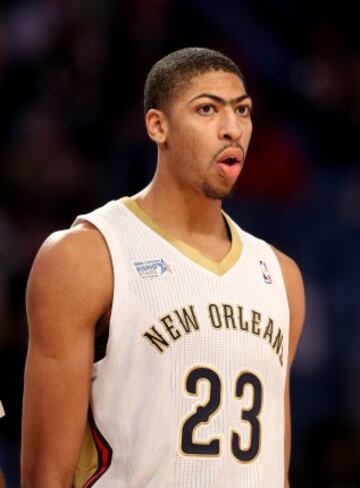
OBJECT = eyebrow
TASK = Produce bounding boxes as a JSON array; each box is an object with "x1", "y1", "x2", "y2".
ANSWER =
[{"x1": 188, "y1": 93, "x2": 252, "y2": 105}]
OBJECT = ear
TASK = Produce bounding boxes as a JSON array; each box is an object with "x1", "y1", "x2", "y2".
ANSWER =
[{"x1": 145, "y1": 109, "x2": 168, "y2": 144}]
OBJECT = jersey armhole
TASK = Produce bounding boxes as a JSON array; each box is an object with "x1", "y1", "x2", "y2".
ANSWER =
[{"x1": 72, "y1": 213, "x2": 129, "y2": 362}]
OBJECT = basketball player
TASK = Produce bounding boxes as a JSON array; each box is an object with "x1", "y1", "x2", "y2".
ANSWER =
[{"x1": 22, "y1": 48, "x2": 305, "y2": 487}]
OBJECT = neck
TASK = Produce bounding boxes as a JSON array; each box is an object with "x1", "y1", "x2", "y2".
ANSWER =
[{"x1": 132, "y1": 166, "x2": 226, "y2": 241}]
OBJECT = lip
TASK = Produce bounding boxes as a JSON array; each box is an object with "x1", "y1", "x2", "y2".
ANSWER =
[{"x1": 217, "y1": 147, "x2": 243, "y2": 164}]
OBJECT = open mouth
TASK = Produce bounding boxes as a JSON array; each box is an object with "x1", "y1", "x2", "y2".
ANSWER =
[
  {"x1": 217, "y1": 151, "x2": 243, "y2": 179},
  {"x1": 217, "y1": 147, "x2": 243, "y2": 165},
  {"x1": 220, "y1": 157, "x2": 239, "y2": 166}
]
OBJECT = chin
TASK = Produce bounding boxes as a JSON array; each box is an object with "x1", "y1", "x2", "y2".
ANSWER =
[{"x1": 201, "y1": 182, "x2": 236, "y2": 200}]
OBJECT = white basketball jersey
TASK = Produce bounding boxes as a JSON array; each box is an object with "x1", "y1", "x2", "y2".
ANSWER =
[{"x1": 72, "y1": 197, "x2": 289, "y2": 488}]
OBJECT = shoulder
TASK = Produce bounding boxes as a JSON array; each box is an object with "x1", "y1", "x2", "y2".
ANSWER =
[
  {"x1": 271, "y1": 246, "x2": 305, "y2": 364},
  {"x1": 233, "y1": 223, "x2": 305, "y2": 328},
  {"x1": 36, "y1": 221, "x2": 109, "y2": 262},
  {"x1": 27, "y1": 222, "x2": 113, "y2": 322},
  {"x1": 30, "y1": 222, "x2": 112, "y2": 285},
  {"x1": 271, "y1": 246, "x2": 304, "y2": 293}
]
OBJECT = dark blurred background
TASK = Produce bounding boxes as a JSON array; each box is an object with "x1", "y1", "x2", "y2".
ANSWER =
[{"x1": 0, "y1": 0, "x2": 359, "y2": 486}]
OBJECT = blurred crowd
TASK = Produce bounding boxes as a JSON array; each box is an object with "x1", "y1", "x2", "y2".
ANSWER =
[{"x1": 0, "y1": 0, "x2": 359, "y2": 486}]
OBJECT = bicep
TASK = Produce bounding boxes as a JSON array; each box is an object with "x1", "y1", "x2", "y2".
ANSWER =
[
  {"x1": 273, "y1": 247, "x2": 306, "y2": 487},
  {"x1": 22, "y1": 228, "x2": 112, "y2": 486},
  {"x1": 273, "y1": 246, "x2": 305, "y2": 366}
]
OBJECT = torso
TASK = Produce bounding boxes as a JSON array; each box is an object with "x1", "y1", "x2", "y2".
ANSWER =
[{"x1": 73, "y1": 197, "x2": 289, "y2": 488}]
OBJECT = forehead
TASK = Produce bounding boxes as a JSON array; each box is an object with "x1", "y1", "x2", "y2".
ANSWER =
[{"x1": 178, "y1": 70, "x2": 247, "y2": 102}]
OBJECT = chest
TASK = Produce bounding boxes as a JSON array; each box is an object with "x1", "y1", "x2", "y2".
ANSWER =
[{"x1": 116, "y1": 237, "x2": 288, "y2": 371}]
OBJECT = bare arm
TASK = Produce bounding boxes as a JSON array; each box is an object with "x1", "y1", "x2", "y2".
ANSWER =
[
  {"x1": 21, "y1": 224, "x2": 113, "y2": 488},
  {"x1": 273, "y1": 248, "x2": 305, "y2": 488}
]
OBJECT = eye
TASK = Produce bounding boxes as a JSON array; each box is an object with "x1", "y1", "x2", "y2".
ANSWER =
[
  {"x1": 197, "y1": 104, "x2": 216, "y2": 115},
  {"x1": 236, "y1": 105, "x2": 252, "y2": 116}
]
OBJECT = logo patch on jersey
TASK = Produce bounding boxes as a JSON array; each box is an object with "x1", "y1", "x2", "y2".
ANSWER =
[
  {"x1": 260, "y1": 260, "x2": 272, "y2": 284},
  {"x1": 134, "y1": 259, "x2": 171, "y2": 279}
]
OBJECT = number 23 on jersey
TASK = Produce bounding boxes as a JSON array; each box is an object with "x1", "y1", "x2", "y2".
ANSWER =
[{"x1": 179, "y1": 366, "x2": 263, "y2": 462}]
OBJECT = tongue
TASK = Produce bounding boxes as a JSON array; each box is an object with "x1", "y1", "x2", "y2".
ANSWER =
[{"x1": 217, "y1": 161, "x2": 241, "y2": 179}]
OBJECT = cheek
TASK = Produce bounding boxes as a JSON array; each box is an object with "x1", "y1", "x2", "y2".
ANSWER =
[
  {"x1": 243, "y1": 123, "x2": 253, "y2": 152},
  {"x1": 172, "y1": 127, "x2": 200, "y2": 158},
  {"x1": 187, "y1": 136, "x2": 211, "y2": 170},
  {"x1": 166, "y1": 116, "x2": 214, "y2": 167},
  {"x1": 247, "y1": 121, "x2": 253, "y2": 139}
]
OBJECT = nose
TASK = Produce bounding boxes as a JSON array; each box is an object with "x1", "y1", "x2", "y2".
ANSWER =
[{"x1": 218, "y1": 109, "x2": 243, "y2": 142}]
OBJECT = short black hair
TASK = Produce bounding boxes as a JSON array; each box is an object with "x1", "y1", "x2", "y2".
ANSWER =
[{"x1": 144, "y1": 47, "x2": 246, "y2": 114}]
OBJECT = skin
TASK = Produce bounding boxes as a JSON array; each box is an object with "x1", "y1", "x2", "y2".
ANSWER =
[
  {"x1": 274, "y1": 247, "x2": 305, "y2": 488},
  {"x1": 21, "y1": 70, "x2": 305, "y2": 487},
  {"x1": 22, "y1": 224, "x2": 113, "y2": 487},
  {"x1": 138, "y1": 70, "x2": 253, "y2": 261}
]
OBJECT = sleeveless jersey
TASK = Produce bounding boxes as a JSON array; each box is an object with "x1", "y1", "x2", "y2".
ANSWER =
[{"x1": 72, "y1": 197, "x2": 289, "y2": 488}]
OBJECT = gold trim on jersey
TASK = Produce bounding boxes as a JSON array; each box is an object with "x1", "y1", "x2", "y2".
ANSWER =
[
  {"x1": 73, "y1": 421, "x2": 98, "y2": 488},
  {"x1": 120, "y1": 197, "x2": 242, "y2": 276}
]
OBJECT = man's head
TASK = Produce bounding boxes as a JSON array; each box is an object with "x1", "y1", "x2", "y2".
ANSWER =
[
  {"x1": 144, "y1": 47, "x2": 246, "y2": 115},
  {"x1": 144, "y1": 48, "x2": 252, "y2": 200}
]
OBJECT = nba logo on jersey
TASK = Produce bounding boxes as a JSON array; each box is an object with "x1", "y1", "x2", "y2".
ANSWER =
[
  {"x1": 260, "y1": 260, "x2": 272, "y2": 284},
  {"x1": 134, "y1": 258, "x2": 171, "y2": 278}
]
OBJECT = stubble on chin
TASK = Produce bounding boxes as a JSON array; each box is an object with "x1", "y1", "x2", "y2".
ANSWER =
[{"x1": 201, "y1": 178, "x2": 239, "y2": 200}]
